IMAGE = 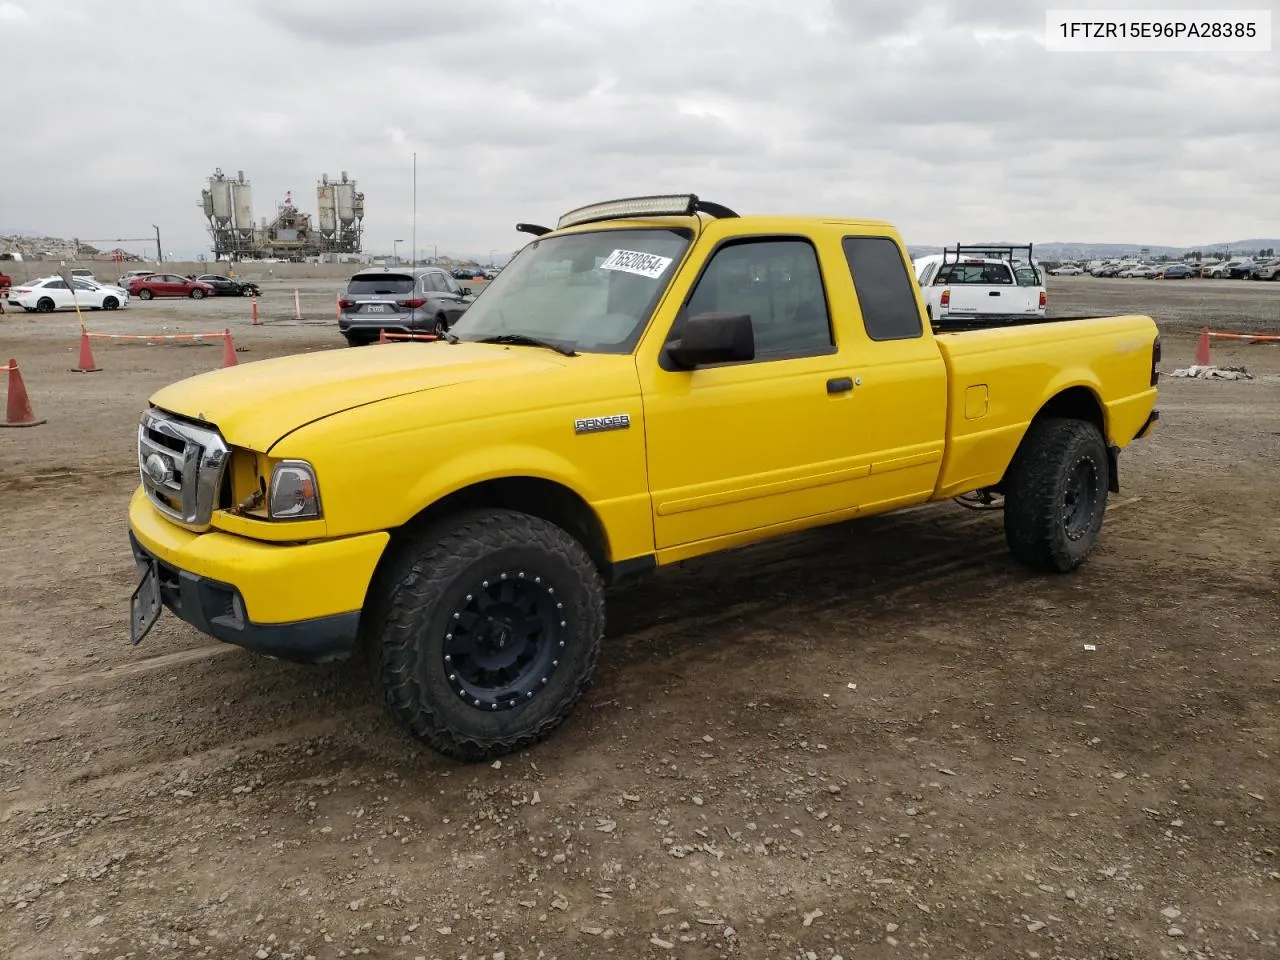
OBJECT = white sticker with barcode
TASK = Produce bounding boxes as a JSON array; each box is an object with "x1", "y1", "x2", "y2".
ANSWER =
[{"x1": 599, "y1": 249, "x2": 673, "y2": 279}]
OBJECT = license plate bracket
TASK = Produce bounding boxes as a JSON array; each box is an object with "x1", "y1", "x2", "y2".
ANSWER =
[{"x1": 130, "y1": 561, "x2": 163, "y2": 646}]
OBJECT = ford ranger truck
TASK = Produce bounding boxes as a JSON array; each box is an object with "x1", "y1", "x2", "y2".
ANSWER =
[{"x1": 127, "y1": 193, "x2": 1160, "y2": 761}]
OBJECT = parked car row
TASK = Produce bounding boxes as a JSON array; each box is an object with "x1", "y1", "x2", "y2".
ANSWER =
[
  {"x1": 1077, "y1": 258, "x2": 1280, "y2": 279},
  {"x1": 3, "y1": 271, "x2": 264, "y2": 313}
]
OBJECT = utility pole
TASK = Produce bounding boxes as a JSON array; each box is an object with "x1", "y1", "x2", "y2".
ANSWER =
[
  {"x1": 411, "y1": 152, "x2": 417, "y2": 268},
  {"x1": 152, "y1": 225, "x2": 163, "y2": 263}
]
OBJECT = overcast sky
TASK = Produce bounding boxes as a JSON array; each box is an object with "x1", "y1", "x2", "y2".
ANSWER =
[{"x1": 2, "y1": 0, "x2": 1276, "y2": 259}]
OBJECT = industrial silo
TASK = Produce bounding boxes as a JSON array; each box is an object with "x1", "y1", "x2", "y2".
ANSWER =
[
  {"x1": 317, "y1": 175, "x2": 337, "y2": 236},
  {"x1": 232, "y1": 171, "x2": 254, "y2": 239}
]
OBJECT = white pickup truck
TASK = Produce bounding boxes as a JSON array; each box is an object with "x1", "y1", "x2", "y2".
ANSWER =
[{"x1": 913, "y1": 244, "x2": 1046, "y2": 328}]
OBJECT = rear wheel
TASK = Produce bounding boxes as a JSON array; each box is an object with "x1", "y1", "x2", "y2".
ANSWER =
[
  {"x1": 433, "y1": 314, "x2": 448, "y2": 336},
  {"x1": 1003, "y1": 417, "x2": 1109, "y2": 573},
  {"x1": 367, "y1": 509, "x2": 605, "y2": 761},
  {"x1": 36, "y1": 298, "x2": 54, "y2": 313},
  {"x1": 343, "y1": 334, "x2": 371, "y2": 347}
]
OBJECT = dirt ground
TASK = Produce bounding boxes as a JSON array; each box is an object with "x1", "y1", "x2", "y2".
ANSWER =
[{"x1": 1, "y1": 277, "x2": 1277, "y2": 960}]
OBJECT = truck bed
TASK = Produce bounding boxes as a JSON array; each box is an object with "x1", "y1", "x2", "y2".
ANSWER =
[
  {"x1": 930, "y1": 313, "x2": 1160, "y2": 499},
  {"x1": 932, "y1": 313, "x2": 1108, "y2": 332}
]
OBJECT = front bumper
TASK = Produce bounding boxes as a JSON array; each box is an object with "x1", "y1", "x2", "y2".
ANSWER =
[{"x1": 127, "y1": 487, "x2": 389, "y2": 663}]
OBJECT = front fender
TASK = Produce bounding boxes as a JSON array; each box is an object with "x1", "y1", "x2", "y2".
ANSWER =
[{"x1": 401, "y1": 443, "x2": 599, "y2": 527}]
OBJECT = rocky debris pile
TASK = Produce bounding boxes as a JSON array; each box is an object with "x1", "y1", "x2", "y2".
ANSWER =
[{"x1": 1170, "y1": 364, "x2": 1252, "y2": 380}]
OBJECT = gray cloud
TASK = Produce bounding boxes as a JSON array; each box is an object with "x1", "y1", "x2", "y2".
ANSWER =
[{"x1": 2, "y1": 0, "x2": 1277, "y2": 260}]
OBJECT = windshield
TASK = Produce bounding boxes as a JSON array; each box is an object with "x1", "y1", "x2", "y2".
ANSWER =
[
  {"x1": 448, "y1": 227, "x2": 691, "y2": 354},
  {"x1": 347, "y1": 274, "x2": 416, "y2": 296}
]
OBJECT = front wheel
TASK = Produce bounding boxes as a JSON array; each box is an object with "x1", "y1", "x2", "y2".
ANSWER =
[
  {"x1": 190, "y1": 288, "x2": 205, "y2": 299},
  {"x1": 138, "y1": 289, "x2": 153, "y2": 300},
  {"x1": 369, "y1": 509, "x2": 605, "y2": 761},
  {"x1": 1002, "y1": 417, "x2": 1109, "y2": 573},
  {"x1": 102, "y1": 296, "x2": 119, "y2": 310}
]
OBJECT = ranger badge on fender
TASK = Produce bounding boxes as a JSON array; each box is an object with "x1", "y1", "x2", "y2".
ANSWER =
[{"x1": 574, "y1": 413, "x2": 630, "y2": 435}]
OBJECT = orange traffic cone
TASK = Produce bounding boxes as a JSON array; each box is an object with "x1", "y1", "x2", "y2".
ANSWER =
[
  {"x1": 379, "y1": 329, "x2": 388, "y2": 344},
  {"x1": 222, "y1": 328, "x2": 238, "y2": 367},
  {"x1": 1195, "y1": 326, "x2": 1211, "y2": 366},
  {"x1": 72, "y1": 328, "x2": 101, "y2": 373},
  {"x1": 251, "y1": 296, "x2": 260, "y2": 325},
  {"x1": 1, "y1": 358, "x2": 47, "y2": 428}
]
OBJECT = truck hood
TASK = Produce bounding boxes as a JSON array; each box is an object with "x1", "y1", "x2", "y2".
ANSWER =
[{"x1": 148, "y1": 342, "x2": 567, "y2": 451}]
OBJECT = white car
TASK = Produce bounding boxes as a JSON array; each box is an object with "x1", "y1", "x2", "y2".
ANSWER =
[
  {"x1": 7, "y1": 275, "x2": 129, "y2": 313},
  {"x1": 1048, "y1": 265, "x2": 1083, "y2": 275},
  {"x1": 117, "y1": 269, "x2": 155, "y2": 287}
]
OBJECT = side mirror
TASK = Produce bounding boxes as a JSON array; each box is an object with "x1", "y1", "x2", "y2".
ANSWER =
[
  {"x1": 666, "y1": 312, "x2": 754, "y2": 369},
  {"x1": 461, "y1": 287, "x2": 472, "y2": 296}
]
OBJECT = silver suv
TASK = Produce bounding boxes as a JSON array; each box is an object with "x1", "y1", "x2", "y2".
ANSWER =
[{"x1": 338, "y1": 266, "x2": 475, "y2": 345}]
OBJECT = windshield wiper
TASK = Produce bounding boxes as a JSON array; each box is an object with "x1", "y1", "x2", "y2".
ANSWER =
[{"x1": 474, "y1": 334, "x2": 577, "y2": 357}]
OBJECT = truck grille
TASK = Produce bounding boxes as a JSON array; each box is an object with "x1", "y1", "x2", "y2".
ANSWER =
[{"x1": 137, "y1": 408, "x2": 230, "y2": 532}]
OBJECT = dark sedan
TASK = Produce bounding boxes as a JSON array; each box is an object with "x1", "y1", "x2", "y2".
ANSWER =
[
  {"x1": 195, "y1": 274, "x2": 261, "y2": 297},
  {"x1": 1157, "y1": 264, "x2": 1195, "y2": 279}
]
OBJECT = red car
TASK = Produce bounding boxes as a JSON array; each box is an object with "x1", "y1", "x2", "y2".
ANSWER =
[{"x1": 127, "y1": 273, "x2": 215, "y2": 300}]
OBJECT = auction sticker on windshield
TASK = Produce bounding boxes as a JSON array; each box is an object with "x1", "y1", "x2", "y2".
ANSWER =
[{"x1": 599, "y1": 249, "x2": 673, "y2": 279}]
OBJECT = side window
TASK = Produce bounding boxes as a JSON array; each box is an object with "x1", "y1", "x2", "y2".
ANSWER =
[
  {"x1": 841, "y1": 237, "x2": 924, "y2": 342},
  {"x1": 427, "y1": 273, "x2": 449, "y2": 293},
  {"x1": 444, "y1": 273, "x2": 462, "y2": 294},
  {"x1": 681, "y1": 238, "x2": 833, "y2": 360},
  {"x1": 919, "y1": 263, "x2": 937, "y2": 286},
  {"x1": 47, "y1": 280, "x2": 68, "y2": 289}
]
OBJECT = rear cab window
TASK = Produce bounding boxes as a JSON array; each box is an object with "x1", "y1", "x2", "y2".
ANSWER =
[
  {"x1": 841, "y1": 237, "x2": 924, "y2": 341},
  {"x1": 936, "y1": 262, "x2": 1014, "y2": 285}
]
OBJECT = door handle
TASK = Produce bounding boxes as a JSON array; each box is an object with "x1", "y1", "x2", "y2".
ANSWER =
[
  {"x1": 989, "y1": 290, "x2": 1001, "y2": 296},
  {"x1": 826, "y1": 377, "x2": 854, "y2": 394}
]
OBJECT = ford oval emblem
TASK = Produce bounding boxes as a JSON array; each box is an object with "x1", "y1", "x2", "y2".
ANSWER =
[{"x1": 144, "y1": 453, "x2": 172, "y2": 485}]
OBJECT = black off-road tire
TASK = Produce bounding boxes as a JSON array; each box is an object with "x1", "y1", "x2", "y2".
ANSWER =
[
  {"x1": 368, "y1": 509, "x2": 605, "y2": 761},
  {"x1": 1003, "y1": 417, "x2": 1110, "y2": 573}
]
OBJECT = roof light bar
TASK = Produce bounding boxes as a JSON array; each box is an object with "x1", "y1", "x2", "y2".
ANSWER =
[{"x1": 557, "y1": 194, "x2": 697, "y2": 230}]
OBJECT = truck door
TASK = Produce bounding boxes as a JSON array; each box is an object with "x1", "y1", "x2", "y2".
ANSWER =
[
  {"x1": 832, "y1": 235, "x2": 948, "y2": 508},
  {"x1": 640, "y1": 235, "x2": 874, "y2": 552}
]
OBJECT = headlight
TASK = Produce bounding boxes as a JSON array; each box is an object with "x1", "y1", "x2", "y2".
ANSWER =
[{"x1": 268, "y1": 460, "x2": 322, "y2": 519}]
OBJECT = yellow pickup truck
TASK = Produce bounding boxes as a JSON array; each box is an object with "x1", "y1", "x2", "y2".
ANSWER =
[{"x1": 127, "y1": 194, "x2": 1160, "y2": 760}]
